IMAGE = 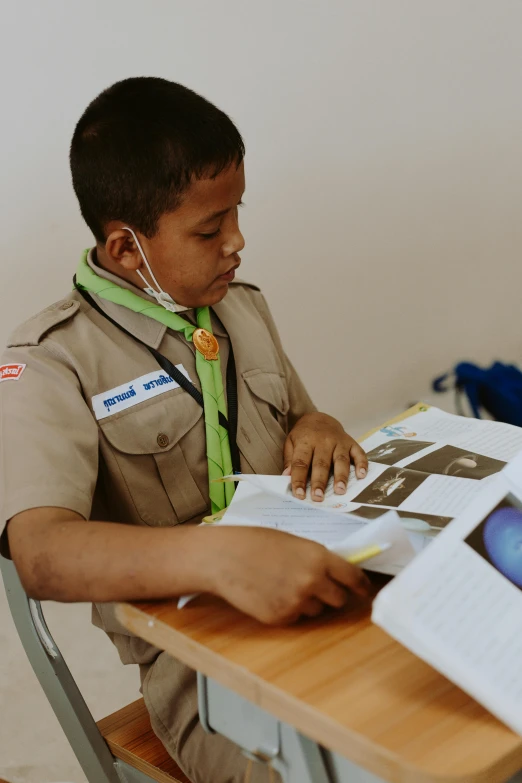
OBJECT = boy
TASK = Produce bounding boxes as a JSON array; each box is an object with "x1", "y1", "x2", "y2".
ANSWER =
[{"x1": 0, "y1": 77, "x2": 369, "y2": 783}]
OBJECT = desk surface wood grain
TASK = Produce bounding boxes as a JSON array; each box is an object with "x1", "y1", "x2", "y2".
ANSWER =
[{"x1": 116, "y1": 589, "x2": 522, "y2": 783}]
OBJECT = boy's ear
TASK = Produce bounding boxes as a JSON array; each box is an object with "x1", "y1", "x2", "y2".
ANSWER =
[{"x1": 105, "y1": 228, "x2": 143, "y2": 271}]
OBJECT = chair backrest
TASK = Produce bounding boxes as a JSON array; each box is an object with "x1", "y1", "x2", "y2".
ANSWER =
[{"x1": 0, "y1": 552, "x2": 158, "y2": 783}]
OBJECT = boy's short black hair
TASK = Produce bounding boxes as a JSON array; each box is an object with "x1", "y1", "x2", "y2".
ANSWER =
[{"x1": 70, "y1": 77, "x2": 245, "y2": 242}]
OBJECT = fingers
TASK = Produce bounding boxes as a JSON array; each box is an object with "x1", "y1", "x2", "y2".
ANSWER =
[
  {"x1": 300, "y1": 597, "x2": 325, "y2": 618},
  {"x1": 315, "y1": 579, "x2": 350, "y2": 609},
  {"x1": 274, "y1": 597, "x2": 324, "y2": 625},
  {"x1": 310, "y1": 446, "x2": 335, "y2": 501},
  {"x1": 289, "y1": 585, "x2": 354, "y2": 623},
  {"x1": 298, "y1": 571, "x2": 366, "y2": 621},
  {"x1": 311, "y1": 440, "x2": 366, "y2": 500},
  {"x1": 326, "y1": 551, "x2": 372, "y2": 598},
  {"x1": 350, "y1": 441, "x2": 368, "y2": 480},
  {"x1": 332, "y1": 446, "x2": 351, "y2": 495},
  {"x1": 333, "y1": 442, "x2": 368, "y2": 494},
  {"x1": 288, "y1": 438, "x2": 368, "y2": 499},
  {"x1": 289, "y1": 443, "x2": 314, "y2": 499},
  {"x1": 284, "y1": 414, "x2": 368, "y2": 499}
]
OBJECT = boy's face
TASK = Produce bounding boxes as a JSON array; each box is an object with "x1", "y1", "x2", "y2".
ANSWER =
[{"x1": 104, "y1": 161, "x2": 245, "y2": 309}]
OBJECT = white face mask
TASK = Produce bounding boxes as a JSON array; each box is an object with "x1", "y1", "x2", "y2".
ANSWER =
[{"x1": 122, "y1": 227, "x2": 186, "y2": 313}]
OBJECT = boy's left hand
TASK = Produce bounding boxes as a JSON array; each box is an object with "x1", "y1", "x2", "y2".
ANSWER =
[{"x1": 283, "y1": 412, "x2": 368, "y2": 501}]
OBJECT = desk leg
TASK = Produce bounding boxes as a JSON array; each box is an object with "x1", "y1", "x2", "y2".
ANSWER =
[
  {"x1": 198, "y1": 674, "x2": 386, "y2": 783},
  {"x1": 277, "y1": 725, "x2": 331, "y2": 783},
  {"x1": 277, "y1": 731, "x2": 387, "y2": 783},
  {"x1": 323, "y1": 750, "x2": 387, "y2": 783}
]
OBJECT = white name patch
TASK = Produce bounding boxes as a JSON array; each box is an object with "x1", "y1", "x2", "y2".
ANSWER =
[{"x1": 92, "y1": 366, "x2": 191, "y2": 420}]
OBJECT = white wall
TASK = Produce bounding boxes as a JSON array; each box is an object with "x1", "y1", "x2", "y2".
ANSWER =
[{"x1": 2, "y1": 0, "x2": 522, "y2": 427}]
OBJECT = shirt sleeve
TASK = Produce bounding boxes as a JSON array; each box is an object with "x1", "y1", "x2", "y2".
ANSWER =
[
  {"x1": 252, "y1": 291, "x2": 317, "y2": 428},
  {"x1": 0, "y1": 342, "x2": 99, "y2": 555}
]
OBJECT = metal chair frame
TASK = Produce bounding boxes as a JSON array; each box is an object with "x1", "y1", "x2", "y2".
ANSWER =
[{"x1": 0, "y1": 552, "x2": 158, "y2": 783}]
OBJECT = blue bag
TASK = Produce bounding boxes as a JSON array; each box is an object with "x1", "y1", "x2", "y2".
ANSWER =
[{"x1": 433, "y1": 361, "x2": 522, "y2": 427}]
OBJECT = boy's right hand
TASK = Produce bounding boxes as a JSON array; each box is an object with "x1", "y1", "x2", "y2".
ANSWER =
[{"x1": 202, "y1": 526, "x2": 371, "y2": 625}]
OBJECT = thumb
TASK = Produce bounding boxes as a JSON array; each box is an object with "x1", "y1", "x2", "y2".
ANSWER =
[{"x1": 283, "y1": 436, "x2": 294, "y2": 475}]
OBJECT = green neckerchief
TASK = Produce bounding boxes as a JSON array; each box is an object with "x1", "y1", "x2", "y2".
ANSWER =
[{"x1": 76, "y1": 250, "x2": 234, "y2": 513}]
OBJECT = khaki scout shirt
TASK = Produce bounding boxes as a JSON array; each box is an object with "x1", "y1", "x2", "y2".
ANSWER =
[{"x1": 0, "y1": 252, "x2": 315, "y2": 665}]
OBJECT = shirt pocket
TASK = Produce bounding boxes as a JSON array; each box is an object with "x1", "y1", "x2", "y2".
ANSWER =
[
  {"x1": 98, "y1": 388, "x2": 208, "y2": 526},
  {"x1": 242, "y1": 369, "x2": 290, "y2": 450}
]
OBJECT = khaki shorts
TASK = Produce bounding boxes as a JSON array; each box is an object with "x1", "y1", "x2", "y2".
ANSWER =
[{"x1": 142, "y1": 652, "x2": 281, "y2": 783}]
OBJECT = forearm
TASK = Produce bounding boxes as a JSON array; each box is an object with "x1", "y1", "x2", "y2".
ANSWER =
[
  {"x1": 8, "y1": 509, "x2": 371, "y2": 625},
  {"x1": 8, "y1": 510, "x2": 214, "y2": 603}
]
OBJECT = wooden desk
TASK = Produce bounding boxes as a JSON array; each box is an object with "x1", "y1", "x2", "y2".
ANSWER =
[{"x1": 116, "y1": 587, "x2": 522, "y2": 783}]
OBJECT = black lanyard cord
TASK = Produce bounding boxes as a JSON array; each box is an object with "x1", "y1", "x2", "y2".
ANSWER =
[{"x1": 74, "y1": 280, "x2": 241, "y2": 474}]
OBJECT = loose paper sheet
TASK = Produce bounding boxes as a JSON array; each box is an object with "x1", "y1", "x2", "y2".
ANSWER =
[
  {"x1": 221, "y1": 481, "x2": 415, "y2": 572},
  {"x1": 177, "y1": 483, "x2": 416, "y2": 608}
]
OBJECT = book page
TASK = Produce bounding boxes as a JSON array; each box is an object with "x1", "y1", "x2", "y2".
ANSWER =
[
  {"x1": 221, "y1": 481, "x2": 366, "y2": 543},
  {"x1": 373, "y1": 461, "x2": 522, "y2": 735},
  {"x1": 228, "y1": 470, "x2": 365, "y2": 513},
  {"x1": 221, "y1": 481, "x2": 416, "y2": 574},
  {"x1": 230, "y1": 407, "x2": 522, "y2": 520},
  {"x1": 362, "y1": 406, "x2": 522, "y2": 465},
  {"x1": 234, "y1": 464, "x2": 483, "y2": 518},
  {"x1": 398, "y1": 473, "x2": 484, "y2": 516}
]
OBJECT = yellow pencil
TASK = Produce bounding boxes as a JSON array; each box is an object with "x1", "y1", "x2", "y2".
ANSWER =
[
  {"x1": 202, "y1": 509, "x2": 227, "y2": 524},
  {"x1": 345, "y1": 542, "x2": 391, "y2": 565}
]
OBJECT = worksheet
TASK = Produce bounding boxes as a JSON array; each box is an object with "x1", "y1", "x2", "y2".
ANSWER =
[
  {"x1": 221, "y1": 481, "x2": 415, "y2": 573},
  {"x1": 364, "y1": 405, "x2": 522, "y2": 464}
]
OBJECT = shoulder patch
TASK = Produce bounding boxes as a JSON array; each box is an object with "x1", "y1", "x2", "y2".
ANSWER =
[
  {"x1": 7, "y1": 297, "x2": 81, "y2": 348},
  {"x1": 0, "y1": 363, "x2": 26, "y2": 382},
  {"x1": 229, "y1": 277, "x2": 261, "y2": 292}
]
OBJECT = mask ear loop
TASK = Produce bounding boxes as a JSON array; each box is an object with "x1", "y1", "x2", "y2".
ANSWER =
[
  {"x1": 122, "y1": 227, "x2": 163, "y2": 295},
  {"x1": 121, "y1": 226, "x2": 182, "y2": 312}
]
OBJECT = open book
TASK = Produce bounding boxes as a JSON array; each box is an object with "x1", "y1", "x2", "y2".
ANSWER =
[
  {"x1": 180, "y1": 404, "x2": 522, "y2": 611},
  {"x1": 372, "y1": 451, "x2": 522, "y2": 736},
  {"x1": 228, "y1": 403, "x2": 522, "y2": 541}
]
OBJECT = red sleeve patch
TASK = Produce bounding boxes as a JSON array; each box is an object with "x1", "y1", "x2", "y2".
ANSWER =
[{"x1": 0, "y1": 363, "x2": 26, "y2": 382}]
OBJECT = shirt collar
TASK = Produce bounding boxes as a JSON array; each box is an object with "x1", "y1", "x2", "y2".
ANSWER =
[{"x1": 84, "y1": 249, "x2": 228, "y2": 347}]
